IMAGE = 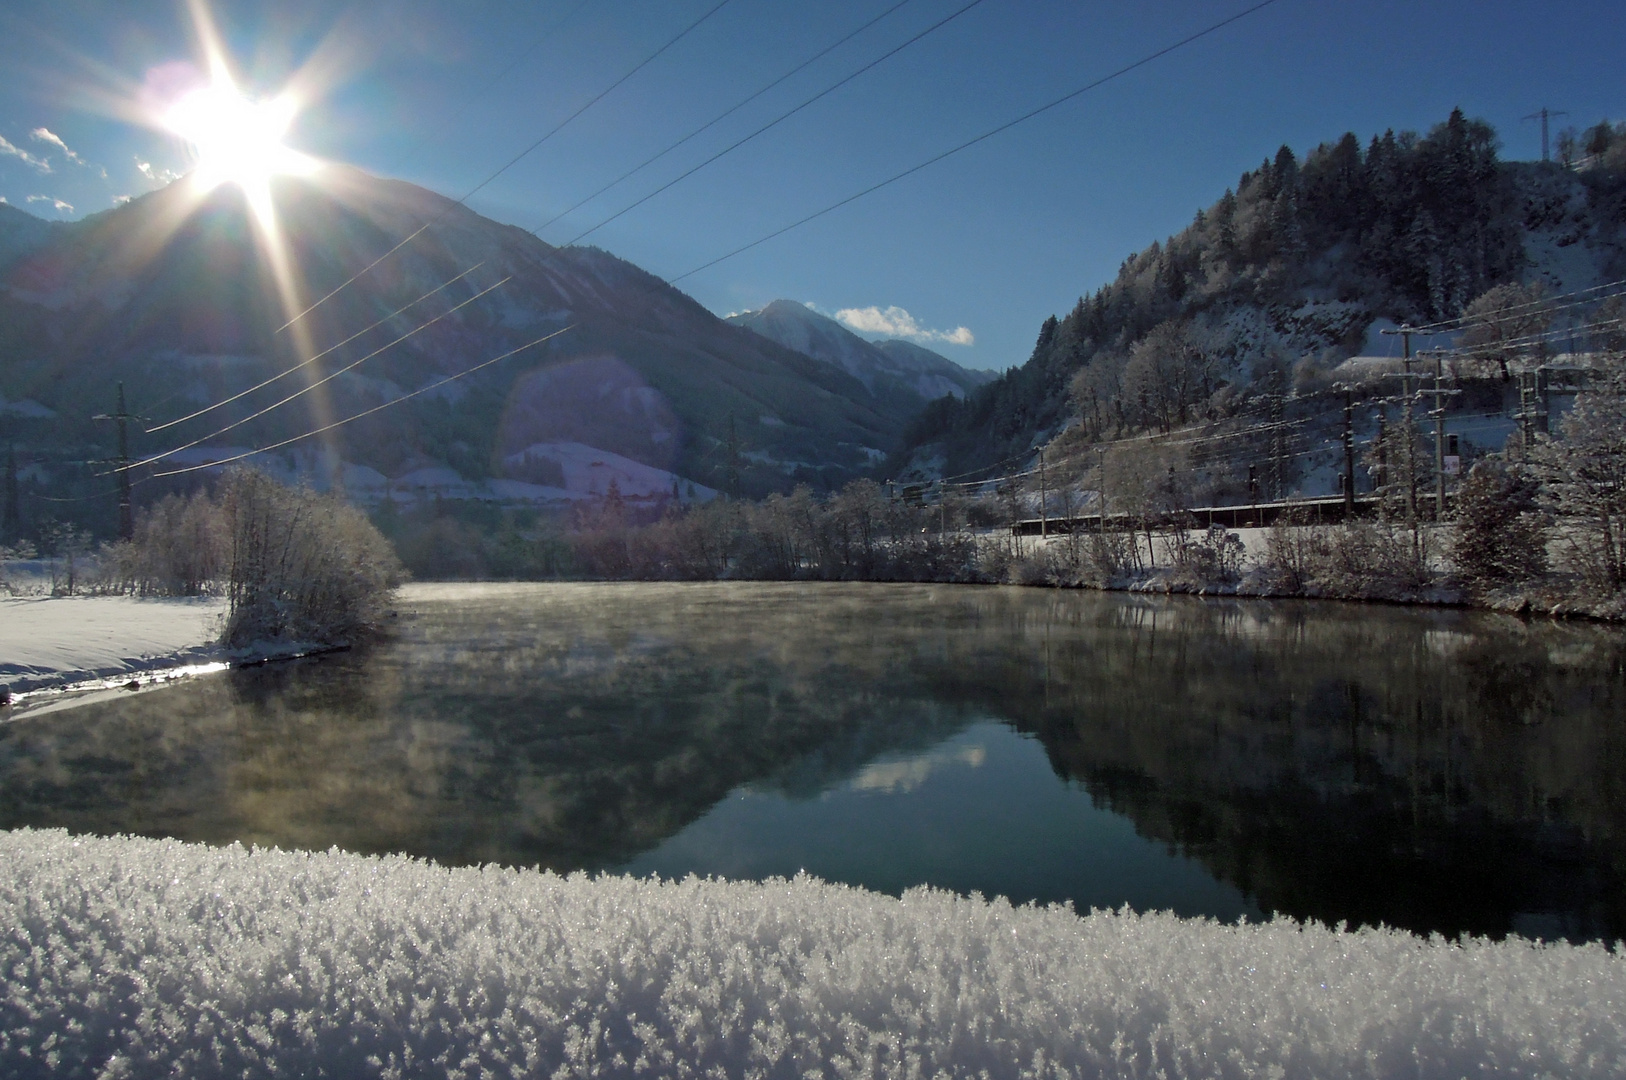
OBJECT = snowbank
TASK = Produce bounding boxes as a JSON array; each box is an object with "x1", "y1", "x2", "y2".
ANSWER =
[
  {"x1": 0, "y1": 595, "x2": 227, "y2": 695},
  {"x1": 2, "y1": 829, "x2": 1620, "y2": 1079}
]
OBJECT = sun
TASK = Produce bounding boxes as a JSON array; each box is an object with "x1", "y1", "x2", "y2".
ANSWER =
[{"x1": 164, "y1": 80, "x2": 319, "y2": 201}]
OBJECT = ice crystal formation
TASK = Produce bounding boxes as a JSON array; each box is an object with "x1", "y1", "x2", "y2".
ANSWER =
[{"x1": 1, "y1": 828, "x2": 1621, "y2": 1078}]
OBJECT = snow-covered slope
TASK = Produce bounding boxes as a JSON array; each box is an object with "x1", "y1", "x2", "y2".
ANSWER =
[
  {"x1": 728, "y1": 300, "x2": 993, "y2": 404},
  {"x1": 3, "y1": 827, "x2": 1620, "y2": 1079}
]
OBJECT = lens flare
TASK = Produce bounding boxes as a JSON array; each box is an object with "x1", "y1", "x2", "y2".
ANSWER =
[
  {"x1": 163, "y1": 81, "x2": 318, "y2": 221},
  {"x1": 151, "y1": 4, "x2": 335, "y2": 448}
]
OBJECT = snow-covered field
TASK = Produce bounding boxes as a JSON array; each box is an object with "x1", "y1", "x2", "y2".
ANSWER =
[
  {"x1": 1, "y1": 828, "x2": 1620, "y2": 1079},
  {"x1": 0, "y1": 594, "x2": 227, "y2": 695}
]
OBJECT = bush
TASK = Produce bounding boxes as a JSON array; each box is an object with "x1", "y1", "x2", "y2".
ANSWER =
[
  {"x1": 218, "y1": 469, "x2": 404, "y2": 647},
  {"x1": 1451, "y1": 459, "x2": 1548, "y2": 588},
  {"x1": 110, "y1": 491, "x2": 228, "y2": 596},
  {"x1": 1262, "y1": 518, "x2": 1430, "y2": 598}
]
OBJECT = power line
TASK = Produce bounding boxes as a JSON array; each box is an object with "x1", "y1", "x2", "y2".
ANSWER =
[
  {"x1": 273, "y1": 0, "x2": 736, "y2": 337},
  {"x1": 533, "y1": 0, "x2": 919, "y2": 237},
  {"x1": 462, "y1": 0, "x2": 599, "y2": 106},
  {"x1": 147, "y1": 263, "x2": 486, "y2": 434},
  {"x1": 151, "y1": 326, "x2": 575, "y2": 479},
  {"x1": 118, "y1": 277, "x2": 512, "y2": 474},
  {"x1": 558, "y1": 0, "x2": 988, "y2": 247},
  {"x1": 670, "y1": 0, "x2": 1282, "y2": 283},
  {"x1": 1449, "y1": 315, "x2": 1624, "y2": 357},
  {"x1": 1400, "y1": 276, "x2": 1626, "y2": 334}
]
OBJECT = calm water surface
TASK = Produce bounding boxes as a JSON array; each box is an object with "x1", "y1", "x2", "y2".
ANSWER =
[{"x1": 4, "y1": 582, "x2": 1624, "y2": 941}]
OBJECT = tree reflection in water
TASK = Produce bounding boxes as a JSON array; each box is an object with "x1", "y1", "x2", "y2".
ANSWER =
[{"x1": 2, "y1": 582, "x2": 1622, "y2": 941}]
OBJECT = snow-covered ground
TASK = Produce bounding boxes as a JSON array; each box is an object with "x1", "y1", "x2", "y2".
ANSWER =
[
  {"x1": 0, "y1": 828, "x2": 1619, "y2": 1078},
  {"x1": 0, "y1": 594, "x2": 226, "y2": 696}
]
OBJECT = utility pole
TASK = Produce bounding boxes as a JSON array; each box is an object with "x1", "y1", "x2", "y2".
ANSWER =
[
  {"x1": 1426, "y1": 351, "x2": 1455, "y2": 521},
  {"x1": 1381, "y1": 326, "x2": 1423, "y2": 528},
  {"x1": 93, "y1": 382, "x2": 143, "y2": 541},
  {"x1": 1095, "y1": 444, "x2": 1108, "y2": 534},
  {"x1": 1515, "y1": 368, "x2": 1549, "y2": 458},
  {"x1": 1268, "y1": 392, "x2": 1285, "y2": 500},
  {"x1": 1523, "y1": 107, "x2": 1568, "y2": 163},
  {"x1": 1342, "y1": 388, "x2": 1356, "y2": 515},
  {"x1": 1038, "y1": 447, "x2": 1047, "y2": 538},
  {"x1": 1374, "y1": 411, "x2": 1389, "y2": 524}
]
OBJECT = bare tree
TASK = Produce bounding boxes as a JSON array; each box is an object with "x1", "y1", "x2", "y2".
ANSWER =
[
  {"x1": 1121, "y1": 322, "x2": 1217, "y2": 433},
  {"x1": 1460, "y1": 283, "x2": 1551, "y2": 381},
  {"x1": 1534, "y1": 370, "x2": 1626, "y2": 593}
]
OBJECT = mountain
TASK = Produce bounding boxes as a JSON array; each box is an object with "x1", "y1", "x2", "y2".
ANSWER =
[
  {"x1": 895, "y1": 110, "x2": 1626, "y2": 482},
  {"x1": 726, "y1": 300, "x2": 993, "y2": 408},
  {"x1": 0, "y1": 167, "x2": 916, "y2": 529}
]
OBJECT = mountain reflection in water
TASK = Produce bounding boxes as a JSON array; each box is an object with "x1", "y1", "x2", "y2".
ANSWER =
[{"x1": 2, "y1": 582, "x2": 1623, "y2": 942}]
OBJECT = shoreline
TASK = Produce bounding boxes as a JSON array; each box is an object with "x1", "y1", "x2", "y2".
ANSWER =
[
  {"x1": 0, "y1": 592, "x2": 360, "y2": 711},
  {"x1": 1062, "y1": 569, "x2": 1626, "y2": 622},
  {"x1": 0, "y1": 642, "x2": 356, "y2": 711}
]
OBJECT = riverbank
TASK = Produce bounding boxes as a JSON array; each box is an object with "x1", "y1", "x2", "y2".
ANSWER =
[
  {"x1": 1005, "y1": 530, "x2": 1626, "y2": 621},
  {"x1": 0, "y1": 593, "x2": 366, "y2": 709},
  {"x1": 0, "y1": 594, "x2": 229, "y2": 700}
]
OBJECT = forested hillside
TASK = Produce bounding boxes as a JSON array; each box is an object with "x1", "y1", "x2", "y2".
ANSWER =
[{"x1": 898, "y1": 110, "x2": 1626, "y2": 479}]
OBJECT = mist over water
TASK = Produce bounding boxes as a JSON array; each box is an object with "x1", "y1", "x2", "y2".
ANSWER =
[{"x1": 2, "y1": 582, "x2": 1623, "y2": 941}]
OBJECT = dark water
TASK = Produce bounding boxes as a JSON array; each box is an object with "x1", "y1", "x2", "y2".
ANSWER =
[{"x1": 3, "y1": 582, "x2": 1625, "y2": 941}]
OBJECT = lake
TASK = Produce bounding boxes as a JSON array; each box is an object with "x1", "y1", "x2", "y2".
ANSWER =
[{"x1": 3, "y1": 581, "x2": 1624, "y2": 942}]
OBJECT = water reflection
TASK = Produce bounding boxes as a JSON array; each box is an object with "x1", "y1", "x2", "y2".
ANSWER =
[{"x1": 2, "y1": 582, "x2": 1623, "y2": 940}]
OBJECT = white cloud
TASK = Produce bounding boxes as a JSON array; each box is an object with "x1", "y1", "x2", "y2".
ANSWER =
[
  {"x1": 26, "y1": 194, "x2": 74, "y2": 214},
  {"x1": 29, "y1": 127, "x2": 102, "y2": 176},
  {"x1": 30, "y1": 127, "x2": 74, "y2": 159},
  {"x1": 0, "y1": 134, "x2": 51, "y2": 173},
  {"x1": 136, "y1": 158, "x2": 181, "y2": 186},
  {"x1": 112, "y1": 194, "x2": 133, "y2": 206},
  {"x1": 833, "y1": 304, "x2": 975, "y2": 347}
]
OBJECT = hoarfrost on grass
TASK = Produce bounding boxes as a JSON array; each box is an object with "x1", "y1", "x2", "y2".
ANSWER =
[{"x1": 1, "y1": 828, "x2": 1622, "y2": 1079}]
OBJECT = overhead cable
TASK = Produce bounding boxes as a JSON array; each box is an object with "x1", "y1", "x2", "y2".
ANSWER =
[
  {"x1": 118, "y1": 277, "x2": 512, "y2": 473},
  {"x1": 533, "y1": 0, "x2": 918, "y2": 237},
  {"x1": 1400, "y1": 276, "x2": 1626, "y2": 334},
  {"x1": 148, "y1": 263, "x2": 486, "y2": 433},
  {"x1": 151, "y1": 326, "x2": 575, "y2": 479},
  {"x1": 670, "y1": 0, "x2": 1282, "y2": 282},
  {"x1": 274, "y1": 0, "x2": 735, "y2": 336},
  {"x1": 560, "y1": 0, "x2": 989, "y2": 247}
]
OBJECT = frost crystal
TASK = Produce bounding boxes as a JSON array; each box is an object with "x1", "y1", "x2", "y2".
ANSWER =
[{"x1": 1, "y1": 828, "x2": 1621, "y2": 1078}]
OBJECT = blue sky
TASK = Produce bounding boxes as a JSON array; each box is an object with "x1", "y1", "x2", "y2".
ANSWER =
[{"x1": 0, "y1": 0, "x2": 1620, "y2": 371}]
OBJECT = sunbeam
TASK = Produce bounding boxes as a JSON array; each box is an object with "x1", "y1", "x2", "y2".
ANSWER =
[{"x1": 137, "y1": 0, "x2": 340, "y2": 456}]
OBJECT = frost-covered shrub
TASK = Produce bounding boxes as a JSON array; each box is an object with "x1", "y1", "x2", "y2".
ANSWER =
[
  {"x1": 1452, "y1": 458, "x2": 1548, "y2": 588},
  {"x1": 1535, "y1": 369, "x2": 1626, "y2": 594},
  {"x1": 219, "y1": 468, "x2": 404, "y2": 647},
  {"x1": 1, "y1": 828, "x2": 1622, "y2": 1079},
  {"x1": 1165, "y1": 524, "x2": 1247, "y2": 584},
  {"x1": 0, "y1": 540, "x2": 36, "y2": 595},
  {"x1": 107, "y1": 489, "x2": 228, "y2": 596},
  {"x1": 1262, "y1": 519, "x2": 1430, "y2": 598}
]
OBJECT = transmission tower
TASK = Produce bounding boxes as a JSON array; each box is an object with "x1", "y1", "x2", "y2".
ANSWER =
[
  {"x1": 93, "y1": 382, "x2": 147, "y2": 541},
  {"x1": 1523, "y1": 107, "x2": 1569, "y2": 162}
]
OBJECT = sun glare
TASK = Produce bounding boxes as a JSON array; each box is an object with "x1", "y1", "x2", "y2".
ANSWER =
[{"x1": 164, "y1": 81, "x2": 319, "y2": 197}]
